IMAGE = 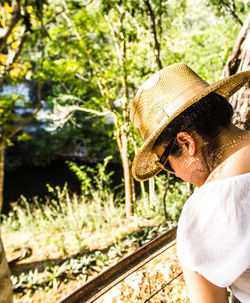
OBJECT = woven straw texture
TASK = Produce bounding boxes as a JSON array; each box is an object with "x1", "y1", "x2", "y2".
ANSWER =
[{"x1": 131, "y1": 63, "x2": 250, "y2": 181}]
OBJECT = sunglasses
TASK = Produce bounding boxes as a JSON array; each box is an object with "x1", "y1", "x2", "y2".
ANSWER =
[{"x1": 155, "y1": 136, "x2": 176, "y2": 174}]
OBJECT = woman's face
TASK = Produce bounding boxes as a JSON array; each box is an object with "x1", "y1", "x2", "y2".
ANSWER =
[
  {"x1": 153, "y1": 133, "x2": 211, "y2": 187},
  {"x1": 167, "y1": 154, "x2": 210, "y2": 187}
]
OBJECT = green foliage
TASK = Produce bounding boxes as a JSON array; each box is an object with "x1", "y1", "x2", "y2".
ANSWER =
[
  {"x1": 66, "y1": 162, "x2": 93, "y2": 196},
  {"x1": 206, "y1": 0, "x2": 248, "y2": 23},
  {"x1": 66, "y1": 155, "x2": 114, "y2": 198},
  {"x1": 0, "y1": 94, "x2": 23, "y2": 134},
  {"x1": 135, "y1": 175, "x2": 191, "y2": 224},
  {"x1": 6, "y1": 114, "x2": 119, "y2": 168},
  {"x1": 160, "y1": 0, "x2": 244, "y2": 83},
  {"x1": 9, "y1": 223, "x2": 170, "y2": 295},
  {"x1": 11, "y1": 258, "x2": 88, "y2": 293},
  {"x1": 2, "y1": 0, "x2": 249, "y2": 159},
  {"x1": 1, "y1": 167, "x2": 188, "y2": 242},
  {"x1": 2, "y1": 168, "x2": 191, "y2": 297},
  {"x1": 2, "y1": 0, "x2": 246, "y2": 170},
  {"x1": 16, "y1": 132, "x2": 32, "y2": 141},
  {"x1": 1, "y1": 182, "x2": 125, "y2": 235},
  {"x1": 2, "y1": 177, "x2": 176, "y2": 296}
]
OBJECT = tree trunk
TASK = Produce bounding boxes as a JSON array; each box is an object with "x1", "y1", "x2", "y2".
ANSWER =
[
  {"x1": 0, "y1": 236, "x2": 13, "y2": 302},
  {"x1": 223, "y1": 13, "x2": 250, "y2": 130},
  {"x1": 144, "y1": 0, "x2": 163, "y2": 70},
  {"x1": 163, "y1": 172, "x2": 170, "y2": 221},
  {"x1": 122, "y1": 132, "x2": 134, "y2": 218},
  {"x1": 224, "y1": 0, "x2": 243, "y2": 26},
  {"x1": 0, "y1": 144, "x2": 4, "y2": 213},
  {"x1": 117, "y1": 129, "x2": 134, "y2": 218},
  {"x1": 149, "y1": 177, "x2": 155, "y2": 207},
  {"x1": 120, "y1": 9, "x2": 135, "y2": 217},
  {"x1": 133, "y1": 141, "x2": 146, "y2": 198}
]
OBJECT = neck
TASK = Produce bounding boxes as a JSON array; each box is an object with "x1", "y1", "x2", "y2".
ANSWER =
[
  {"x1": 204, "y1": 124, "x2": 250, "y2": 183},
  {"x1": 215, "y1": 124, "x2": 249, "y2": 163}
]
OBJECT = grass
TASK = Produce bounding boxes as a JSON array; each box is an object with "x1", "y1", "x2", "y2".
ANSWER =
[{"x1": 1, "y1": 160, "x2": 192, "y2": 302}]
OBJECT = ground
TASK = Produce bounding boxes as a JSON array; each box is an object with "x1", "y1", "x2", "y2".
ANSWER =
[{"x1": 2, "y1": 227, "x2": 190, "y2": 303}]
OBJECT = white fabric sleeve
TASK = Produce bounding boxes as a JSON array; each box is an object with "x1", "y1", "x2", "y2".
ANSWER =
[{"x1": 177, "y1": 173, "x2": 250, "y2": 287}]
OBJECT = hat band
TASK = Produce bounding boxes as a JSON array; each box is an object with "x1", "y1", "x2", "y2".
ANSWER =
[{"x1": 143, "y1": 80, "x2": 209, "y2": 140}]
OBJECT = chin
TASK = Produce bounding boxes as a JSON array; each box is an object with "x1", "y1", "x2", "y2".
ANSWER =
[
  {"x1": 189, "y1": 174, "x2": 207, "y2": 188},
  {"x1": 194, "y1": 180, "x2": 204, "y2": 187},
  {"x1": 185, "y1": 179, "x2": 200, "y2": 187}
]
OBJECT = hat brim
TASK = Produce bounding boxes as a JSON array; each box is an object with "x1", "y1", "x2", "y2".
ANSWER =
[{"x1": 132, "y1": 70, "x2": 250, "y2": 181}]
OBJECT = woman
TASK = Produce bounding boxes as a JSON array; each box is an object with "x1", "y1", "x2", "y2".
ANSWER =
[{"x1": 130, "y1": 63, "x2": 250, "y2": 302}]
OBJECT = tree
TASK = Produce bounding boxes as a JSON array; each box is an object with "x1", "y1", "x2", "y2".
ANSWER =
[
  {"x1": 38, "y1": 0, "x2": 137, "y2": 217},
  {"x1": 35, "y1": 0, "x2": 249, "y2": 214},
  {"x1": 223, "y1": 13, "x2": 250, "y2": 130},
  {"x1": 0, "y1": 2, "x2": 47, "y2": 300},
  {"x1": 3, "y1": 0, "x2": 247, "y2": 219},
  {"x1": 206, "y1": 0, "x2": 247, "y2": 26},
  {"x1": 0, "y1": 0, "x2": 46, "y2": 212},
  {"x1": 144, "y1": 0, "x2": 163, "y2": 69},
  {"x1": 105, "y1": 3, "x2": 135, "y2": 217},
  {"x1": 40, "y1": 0, "x2": 184, "y2": 217}
]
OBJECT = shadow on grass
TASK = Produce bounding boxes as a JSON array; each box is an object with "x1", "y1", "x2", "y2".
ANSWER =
[{"x1": 9, "y1": 224, "x2": 169, "y2": 276}]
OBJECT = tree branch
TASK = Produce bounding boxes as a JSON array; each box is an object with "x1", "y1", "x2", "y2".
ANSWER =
[
  {"x1": 144, "y1": 0, "x2": 162, "y2": 70},
  {"x1": 223, "y1": 12, "x2": 250, "y2": 77},
  {"x1": 39, "y1": 98, "x2": 113, "y2": 130},
  {"x1": 0, "y1": 0, "x2": 22, "y2": 52},
  {"x1": 0, "y1": 25, "x2": 27, "y2": 82},
  {"x1": 60, "y1": 1, "x2": 115, "y2": 115},
  {"x1": 4, "y1": 81, "x2": 43, "y2": 143},
  {"x1": 221, "y1": 0, "x2": 243, "y2": 26},
  {"x1": 70, "y1": 106, "x2": 111, "y2": 116},
  {"x1": 228, "y1": 5, "x2": 243, "y2": 26}
]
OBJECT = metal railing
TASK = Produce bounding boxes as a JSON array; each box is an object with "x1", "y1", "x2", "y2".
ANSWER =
[{"x1": 60, "y1": 226, "x2": 180, "y2": 303}]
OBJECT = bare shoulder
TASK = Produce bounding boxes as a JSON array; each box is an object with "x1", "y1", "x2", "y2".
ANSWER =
[{"x1": 235, "y1": 138, "x2": 250, "y2": 171}]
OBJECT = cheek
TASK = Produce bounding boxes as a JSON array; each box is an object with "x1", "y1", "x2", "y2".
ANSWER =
[
  {"x1": 170, "y1": 157, "x2": 206, "y2": 185},
  {"x1": 169, "y1": 157, "x2": 190, "y2": 178},
  {"x1": 177, "y1": 158, "x2": 194, "y2": 174}
]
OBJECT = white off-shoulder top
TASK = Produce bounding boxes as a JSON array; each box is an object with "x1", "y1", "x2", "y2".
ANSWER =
[{"x1": 177, "y1": 173, "x2": 250, "y2": 302}]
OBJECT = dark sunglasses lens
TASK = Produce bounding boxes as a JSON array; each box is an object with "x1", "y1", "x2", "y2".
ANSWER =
[{"x1": 158, "y1": 138, "x2": 176, "y2": 173}]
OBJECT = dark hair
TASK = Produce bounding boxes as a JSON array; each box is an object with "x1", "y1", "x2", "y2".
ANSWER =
[{"x1": 154, "y1": 92, "x2": 233, "y2": 157}]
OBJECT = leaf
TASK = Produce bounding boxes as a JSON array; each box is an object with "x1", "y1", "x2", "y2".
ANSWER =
[
  {"x1": 0, "y1": 54, "x2": 7, "y2": 64},
  {"x1": 4, "y1": 2, "x2": 12, "y2": 13},
  {"x1": 17, "y1": 132, "x2": 32, "y2": 141}
]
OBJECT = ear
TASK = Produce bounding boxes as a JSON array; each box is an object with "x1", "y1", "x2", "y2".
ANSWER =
[{"x1": 176, "y1": 132, "x2": 196, "y2": 156}]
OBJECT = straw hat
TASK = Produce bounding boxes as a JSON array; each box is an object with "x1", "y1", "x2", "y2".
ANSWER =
[{"x1": 130, "y1": 63, "x2": 250, "y2": 181}]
